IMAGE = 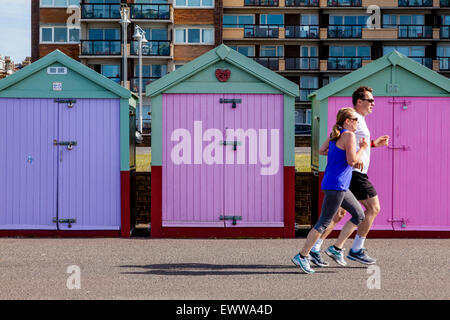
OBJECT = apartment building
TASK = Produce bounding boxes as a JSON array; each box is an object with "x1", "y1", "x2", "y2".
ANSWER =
[
  {"x1": 32, "y1": 0, "x2": 220, "y2": 129},
  {"x1": 222, "y1": 0, "x2": 450, "y2": 137},
  {"x1": 32, "y1": 0, "x2": 450, "y2": 137}
]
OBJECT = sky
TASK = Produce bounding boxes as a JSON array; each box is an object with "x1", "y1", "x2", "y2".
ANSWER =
[{"x1": 0, "y1": 0, "x2": 31, "y2": 63}]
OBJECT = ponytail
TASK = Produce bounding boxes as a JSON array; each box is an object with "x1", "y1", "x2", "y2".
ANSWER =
[
  {"x1": 329, "y1": 107, "x2": 355, "y2": 142},
  {"x1": 329, "y1": 124, "x2": 342, "y2": 142}
]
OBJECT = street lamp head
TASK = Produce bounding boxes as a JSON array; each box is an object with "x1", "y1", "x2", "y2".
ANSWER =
[
  {"x1": 119, "y1": 7, "x2": 130, "y2": 24},
  {"x1": 133, "y1": 26, "x2": 142, "y2": 40}
]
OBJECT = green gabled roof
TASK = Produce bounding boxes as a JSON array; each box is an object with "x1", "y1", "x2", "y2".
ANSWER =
[
  {"x1": 310, "y1": 51, "x2": 450, "y2": 101},
  {"x1": 0, "y1": 50, "x2": 133, "y2": 99},
  {"x1": 147, "y1": 44, "x2": 299, "y2": 97}
]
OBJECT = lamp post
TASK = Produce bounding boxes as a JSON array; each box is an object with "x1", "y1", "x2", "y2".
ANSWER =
[
  {"x1": 119, "y1": 6, "x2": 130, "y2": 89},
  {"x1": 133, "y1": 25, "x2": 147, "y2": 133}
]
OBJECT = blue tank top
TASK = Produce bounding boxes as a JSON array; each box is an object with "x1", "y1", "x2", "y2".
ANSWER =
[{"x1": 321, "y1": 130, "x2": 353, "y2": 191}]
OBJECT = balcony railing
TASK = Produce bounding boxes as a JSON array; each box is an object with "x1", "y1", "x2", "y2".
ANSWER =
[
  {"x1": 285, "y1": 57, "x2": 319, "y2": 70},
  {"x1": 398, "y1": 0, "x2": 432, "y2": 6},
  {"x1": 129, "y1": 4, "x2": 170, "y2": 20},
  {"x1": 299, "y1": 89, "x2": 318, "y2": 101},
  {"x1": 437, "y1": 57, "x2": 450, "y2": 70},
  {"x1": 244, "y1": 25, "x2": 280, "y2": 38},
  {"x1": 130, "y1": 40, "x2": 171, "y2": 56},
  {"x1": 81, "y1": 40, "x2": 121, "y2": 55},
  {"x1": 252, "y1": 57, "x2": 280, "y2": 70},
  {"x1": 285, "y1": 0, "x2": 319, "y2": 6},
  {"x1": 107, "y1": 76, "x2": 121, "y2": 84},
  {"x1": 328, "y1": 57, "x2": 367, "y2": 70},
  {"x1": 285, "y1": 25, "x2": 319, "y2": 38},
  {"x1": 396, "y1": 25, "x2": 433, "y2": 38},
  {"x1": 130, "y1": 77, "x2": 161, "y2": 92},
  {"x1": 81, "y1": 3, "x2": 121, "y2": 19},
  {"x1": 327, "y1": 0, "x2": 362, "y2": 7},
  {"x1": 441, "y1": 26, "x2": 450, "y2": 38},
  {"x1": 441, "y1": 0, "x2": 450, "y2": 7},
  {"x1": 328, "y1": 25, "x2": 362, "y2": 38},
  {"x1": 409, "y1": 56, "x2": 432, "y2": 68},
  {"x1": 244, "y1": 0, "x2": 279, "y2": 6}
]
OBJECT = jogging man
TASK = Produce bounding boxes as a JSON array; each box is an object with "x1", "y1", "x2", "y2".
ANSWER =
[{"x1": 309, "y1": 86, "x2": 390, "y2": 267}]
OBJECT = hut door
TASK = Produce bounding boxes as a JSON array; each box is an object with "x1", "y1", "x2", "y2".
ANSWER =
[
  {"x1": 0, "y1": 98, "x2": 58, "y2": 230},
  {"x1": 392, "y1": 97, "x2": 450, "y2": 231},
  {"x1": 222, "y1": 94, "x2": 284, "y2": 227},
  {"x1": 163, "y1": 94, "x2": 225, "y2": 227},
  {"x1": 56, "y1": 99, "x2": 121, "y2": 231}
]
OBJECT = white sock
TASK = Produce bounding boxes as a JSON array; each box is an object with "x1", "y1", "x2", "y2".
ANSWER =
[
  {"x1": 352, "y1": 235, "x2": 366, "y2": 252},
  {"x1": 312, "y1": 239, "x2": 323, "y2": 252}
]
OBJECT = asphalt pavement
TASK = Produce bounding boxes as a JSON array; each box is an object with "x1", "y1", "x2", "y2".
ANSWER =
[{"x1": 0, "y1": 237, "x2": 448, "y2": 300}]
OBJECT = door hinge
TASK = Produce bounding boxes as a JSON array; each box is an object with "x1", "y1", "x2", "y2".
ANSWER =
[
  {"x1": 388, "y1": 218, "x2": 408, "y2": 228},
  {"x1": 220, "y1": 98, "x2": 242, "y2": 109},
  {"x1": 53, "y1": 218, "x2": 77, "y2": 228},
  {"x1": 220, "y1": 215, "x2": 242, "y2": 225}
]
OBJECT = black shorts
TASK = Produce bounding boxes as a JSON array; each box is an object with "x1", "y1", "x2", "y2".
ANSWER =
[{"x1": 349, "y1": 171, "x2": 378, "y2": 201}]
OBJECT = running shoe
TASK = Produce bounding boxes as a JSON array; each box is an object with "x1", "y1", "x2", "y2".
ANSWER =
[
  {"x1": 309, "y1": 250, "x2": 329, "y2": 267},
  {"x1": 292, "y1": 254, "x2": 315, "y2": 274},
  {"x1": 325, "y1": 245, "x2": 348, "y2": 266},
  {"x1": 347, "y1": 248, "x2": 376, "y2": 265}
]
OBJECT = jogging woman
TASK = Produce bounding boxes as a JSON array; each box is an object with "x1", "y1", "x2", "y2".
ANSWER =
[{"x1": 292, "y1": 107, "x2": 368, "y2": 274}]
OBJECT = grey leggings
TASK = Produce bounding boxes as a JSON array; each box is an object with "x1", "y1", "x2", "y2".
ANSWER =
[{"x1": 314, "y1": 190, "x2": 365, "y2": 233}]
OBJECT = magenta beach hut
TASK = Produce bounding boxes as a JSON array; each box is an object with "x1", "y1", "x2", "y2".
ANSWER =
[
  {"x1": 147, "y1": 45, "x2": 299, "y2": 238},
  {"x1": 309, "y1": 51, "x2": 450, "y2": 236}
]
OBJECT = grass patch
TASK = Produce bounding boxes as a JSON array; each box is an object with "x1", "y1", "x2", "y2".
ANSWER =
[{"x1": 135, "y1": 153, "x2": 311, "y2": 173}]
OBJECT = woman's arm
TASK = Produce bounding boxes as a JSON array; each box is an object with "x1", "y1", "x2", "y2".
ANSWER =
[
  {"x1": 319, "y1": 137, "x2": 330, "y2": 156},
  {"x1": 342, "y1": 132, "x2": 368, "y2": 166}
]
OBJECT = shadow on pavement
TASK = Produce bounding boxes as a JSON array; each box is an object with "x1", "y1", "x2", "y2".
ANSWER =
[{"x1": 118, "y1": 263, "x2": 338, "y2": 276}]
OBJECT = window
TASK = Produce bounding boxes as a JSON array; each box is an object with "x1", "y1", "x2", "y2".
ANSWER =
[
  {"x1": 260, "y1": 14, "x2": 284, "y2": 25},
  {"x1": 174, "y1": 0, "x2": 214, "y2": 7},
  {"x1": 229, "y1": 46, "x2": 255, "y2": 57},
  {"x1": 301, "y1": 14, "x2": 318, "y2": 25},
  {"x1": 300, "y1": 76, "x2": 318, "y2": 101},
  {"x1": 330, "y1": 15, "x2": 367, "y2": 25},
  {"x1": 88, "y1": 29, "x2": 120, "y2": 40},
  {"x1": 223, "y1": 15, "x2": 254, "y2": 28},
  {"x1": 40, "y1": 27, "x2": 80, "y2": 43},
  {"x1": 383, "y1": 46, "x2": 425, "y2": 56},
  {"x1": 134, "y1": 64, "x2": 167, "y2": 78},
  {"x1": 143, "y1": 29, "x2": 168, "y2": 41},
  {"x1": 260, "y1": 46, "x2": 283, "y2": 57},
  {"x1": 330, "y1": 46, "x2": 370, "y2": 57},
  {"x1": 383, "y1": 14, "x2": 424, "y2": 27},
  {"x1": 41, "y1": 0, "x2": 80, "y2": 6},
  {"x1": 174, "y1": 28, "x2": 214, "y2": 44}
]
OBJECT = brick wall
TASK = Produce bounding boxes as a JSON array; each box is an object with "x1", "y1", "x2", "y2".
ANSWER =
[
  {"x1": 132, "y1": 171, "x2": 319, "y2": 230},
  {"x1": 39, "y1": 44, "x2": 80, "y2": 60},
  {"x1": 174, "y1": 9, "x2": 215, "y2": 24},
  {"x1": 134, "y1": 172, "x2": 151, "y2": 225},
  {"x1": 295, "y1": 172, "x2": 318, "y2": 227},
  {"x1": 174, "y1": 45, "x2": 215, "y2": 61}
]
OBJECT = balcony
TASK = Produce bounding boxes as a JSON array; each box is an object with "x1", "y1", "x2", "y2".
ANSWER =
[
  {"x1": 328, "y1": 57, "x2": 366, "y2": 70},
  {"x1": 80, "y1": 3, "x2": 121, "y2": 19},
  {"x1": 437, "y1": 57, "x2": 450, "y2": 70},
  {"x1": 129, "y1": 3, "x2": 170, "y2": 20},
  {"x1": 244, "y1": 0, "x2": 279, "y2": 6},
  {"x1": 398, "y1": 0, "x2": 432, "y2": 6},
  {"x1": 285, "y1": 0, "x2": 319, "y2": 6},
  {"x1": 285, "y1": 25, "x2": 319, "y2": 38},
  {"x1": 327, "y1": 0, "x2": 362, "y2": 7},
  {"x1": 130, "y1": 77, "x2": 160, "y2": 93},
  {"x1": 328, "y1": 25, "x2": 362, "y2": 38},
  {"x1": 252, "y1": 57, "x2": 280, "y2": 70},
  {"x1": 410, "y1": 56, "x2": 433, "y2": 68},
  {"x1": 298, "y1": 89, "x2": 318, "y2": 102},
  {"x1": 130, "y1": 40, "x2": 171, "y2": 56},
  {"x1": 81, "y1": 40, "x2": 121, "y2": 56},
  {"x1": 397, "y1": 25, "x2": 433, "y2": 39},
  {"x1": 441, "y1": 0, "x2": 450, "y2": 7},
  {"x1": 285, "y1": 57, "x2": 319, "y2": 70},
  {"x1": 441, "y1": 26, "x2": 450, "y2": 38},
  {"x1": 244, "y1": 25, "x2": 280, "y2": 38}
]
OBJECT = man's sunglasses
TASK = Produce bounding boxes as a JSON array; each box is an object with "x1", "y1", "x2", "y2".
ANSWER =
[{"x1": 361, "y1": 98, "x2": 375, "y2": 103}]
